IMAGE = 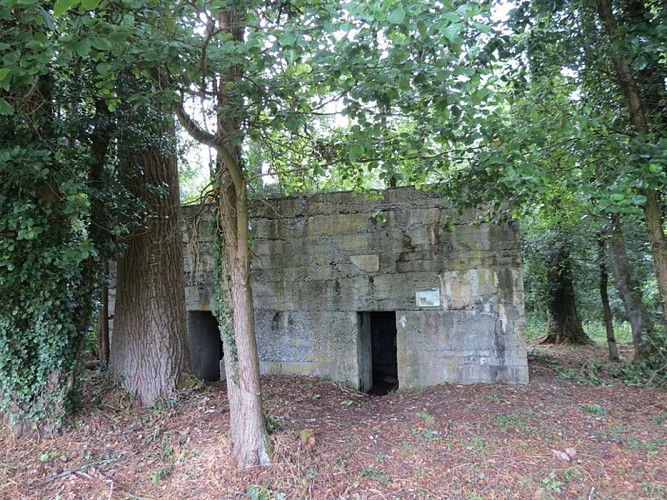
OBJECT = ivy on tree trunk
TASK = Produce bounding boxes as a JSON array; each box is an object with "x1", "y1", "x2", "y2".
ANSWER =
[{"x1": 216, "y1": 166, "x2": 272, "y2": 467}]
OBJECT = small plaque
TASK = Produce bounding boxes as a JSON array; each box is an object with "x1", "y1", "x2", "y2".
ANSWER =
[{"x1": 416, "y1": 288, "x2": 440, "y2": 307}]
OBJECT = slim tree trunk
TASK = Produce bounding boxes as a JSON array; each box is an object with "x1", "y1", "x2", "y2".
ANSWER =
[
  {"x1": 216, "y1": 162, "x2": 272, "y2": 468},
  {"x1": 172, "y1": 6, "x2": 272, "y2": 469},
  {"x1": 202, "y1": 7, "x2": 272, "y2": 470},
  {"x1": 90, "y1": 101, "x2": 113, "y2": 370},
  {"x1": 109, "y1": 118, "x2": 190, "y2": 406},
  {"x1": 607, "y1": 215, "x2": 655, "y2": 360},
  {"x1": 598, "y1": 235, "x2": 619, "y2": 361},
  {"x1": 96, "y1": 275, "x2": 110, "y2": 368},
  {"x1": 596, "y1": 0, "x2": 667, "y2": 321},
  {"x1": 541, "y1": 242, "x2": 593, "y2": 344}
]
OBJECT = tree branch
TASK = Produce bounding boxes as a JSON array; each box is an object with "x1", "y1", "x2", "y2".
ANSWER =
[{"x1": 174, "y1": 99, "x2": 217, "y2": 147}]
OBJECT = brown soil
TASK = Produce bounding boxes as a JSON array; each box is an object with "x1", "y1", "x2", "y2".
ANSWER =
[{"x1": 1, "y1": 342, "x2": 666, "y2": 499}]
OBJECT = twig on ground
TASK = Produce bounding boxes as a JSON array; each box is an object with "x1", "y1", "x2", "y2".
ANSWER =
[{"x1": 37, "y1": 458, "x2": 115, "y2": 486}]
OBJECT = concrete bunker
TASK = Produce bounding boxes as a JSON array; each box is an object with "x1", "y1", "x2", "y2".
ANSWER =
[{"x1": 179, "y1": 187, "x2": 529, "y2": 389}]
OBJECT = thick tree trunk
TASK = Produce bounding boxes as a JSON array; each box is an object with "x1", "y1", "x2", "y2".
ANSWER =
[
  {"x1": 108, "y1": 120, "x2": 190, "y2": 406},
  {"x1": 541, "y1": 243, "x2": 593, "y2": 344},
  {"x1": 598, "y1": 236, "x2": 619, "y2": 361},
  {"x1": 608, "y1": 215, "x2": 655, "y2": 360},
  {"x1": 596, "y1": 0, "x2": 667, "y2": 321}
]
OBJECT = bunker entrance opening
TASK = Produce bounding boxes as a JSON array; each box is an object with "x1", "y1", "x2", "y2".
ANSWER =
[
  {"x1": 187, "y1": 311, "x2": 223, "y2": 382},
  {"x1": 359, "y1": 311, "x2": 398, "y2": 395}
]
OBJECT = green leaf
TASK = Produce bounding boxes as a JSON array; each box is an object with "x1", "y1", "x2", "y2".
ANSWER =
[
  {"x1": 632, "y1": 55, "x2": 648, "y2": 71},
  {"x1": 348, "y1": 143, "x2": 364, "y2": 162},
  {"x1": 96, "y1": 62, "x2": 111, "y2": 76},
  {"x1": 417, "y1": 21, "x2": 428, "y2": 39},
  {"x1": 121, "y1": 14, "x2": 135, "y2": 27},
  {"x1": 0, "y1": 98, "x2": 14, "y2": 115},
  {"x1": 0, "y1": 68, "x2": 10, "y2": 82},
  {"x1": 442, "y1": 12, "x2": 460, "y2": 23},
  {"x1": 80, "y1": 0, "x2": 100, "y2": 9},
  {"x1": 631, "y1": 194, "x2": 647, "y2": 206},
  {"x1": 388, "y1": 7, "x2": 406, "y2": 24},
  {"x1": 53, "y1": 0, "x2": 81, "y2": 17},
  {"x1": 341, "y1": 21, "x2": 355, "y2": 33},
  {"x1": 443, "y1": 23, "x2": 463, "y2": 43},
  {"x1": 287, "y1": 63, "x2": 311, "y2": 76},
  {"x1": 74, "y1": 39, "x2": 91, "y2": 57},
  {"x1": 37, "y1": 6, "x2": 57, "y2": 30},
  {"x1": 281, "y1": 31, "x2": 296, "y2": 46},
  {"x1": 472, "y1": 21, "x2": 491, "y2": 34},
  {"x1": 90, "y1": 37, "x2": 112, "y2": 51}
]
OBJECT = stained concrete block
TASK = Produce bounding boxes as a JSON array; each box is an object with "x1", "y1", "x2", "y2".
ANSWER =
[
  {"x1": 396, "y1": 309, "x2": 528, "y2": 387},
  {"x1": 350, "y1": 254, "x2": 380, "y2": 273},
  {"x1": 186, "y1": 285, "x2": 215, "y2": 312},
  {"x1": 255, "y1": 310, "x2": 359, "y2": 385}
]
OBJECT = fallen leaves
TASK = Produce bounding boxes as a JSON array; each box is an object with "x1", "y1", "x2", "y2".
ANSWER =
[{"x1": 0, "y1": 343, "x2": 666, "y2": 498}]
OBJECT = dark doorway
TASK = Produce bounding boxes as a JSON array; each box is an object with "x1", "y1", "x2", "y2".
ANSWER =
[
  {"x1": 187, "y1": 311, "x2": 222, "y2": 382},
  {"x1": 368, "y1": 311, "x2": 399, "y2": 395}
]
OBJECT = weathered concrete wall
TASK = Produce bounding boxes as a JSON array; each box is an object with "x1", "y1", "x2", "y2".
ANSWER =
[{"x1": 180, "y1": 187, "x2": 528, "y2": 389}]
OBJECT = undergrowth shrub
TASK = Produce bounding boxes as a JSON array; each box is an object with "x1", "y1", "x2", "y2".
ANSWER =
[
  {"x1": 527, "y1": 312, "x2": 667, "y2": 388},
  {"x1": 553, "y1": 336, "x2": 667, "y2": 389}
]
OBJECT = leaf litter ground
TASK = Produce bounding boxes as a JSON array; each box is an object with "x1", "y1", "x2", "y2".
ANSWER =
[{"x1": 1, "y1": 342, "x2": 666, "y2": 499}]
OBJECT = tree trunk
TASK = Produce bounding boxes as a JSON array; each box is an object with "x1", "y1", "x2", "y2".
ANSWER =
[
  {"x1": 216, "y1": 163, "x2": 272, "y2": 468},
  {"x1": 607, "y1": 215, "x2": 655, "y2": 360},
  {"x1": 643, "y1": 189, "x2": 667, "y2": 321},
  {"x1": 598, "y1": 235, "x2": 619, "y2": 361},
  {"x1": 596, "y1": 0, "x2": 667, "y2": 321},
  {"x1": 541, "y1": 242, "x2": 593, "y2": 344},
  {"x1": 172, "y1": 5, "x2": 272, "y2": 469},
  {"x1": 108, "y1": 119, "x2": 190, "y2": 406},
  {"x1": 90, "y1": 101, "x2": 112, "y2": 370},
  {"x1": 96, "y1": 274, "x2": 110, "y2": 368},
  {"x1": 213, "y1": 7, "x2": 272, "y2": 470}
]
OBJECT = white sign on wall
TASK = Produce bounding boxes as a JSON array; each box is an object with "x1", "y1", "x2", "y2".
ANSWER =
[{"x1": 415, "y1": 288, "x2": 441, "y2": 307}]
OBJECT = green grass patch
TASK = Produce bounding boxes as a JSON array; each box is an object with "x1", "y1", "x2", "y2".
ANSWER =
[
  {"x1": 525, "y1": 313, "x2": 633, "y2": 344},
  {"x1": 582, "y1": 320, "x2": 633, "y2": 344}
]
